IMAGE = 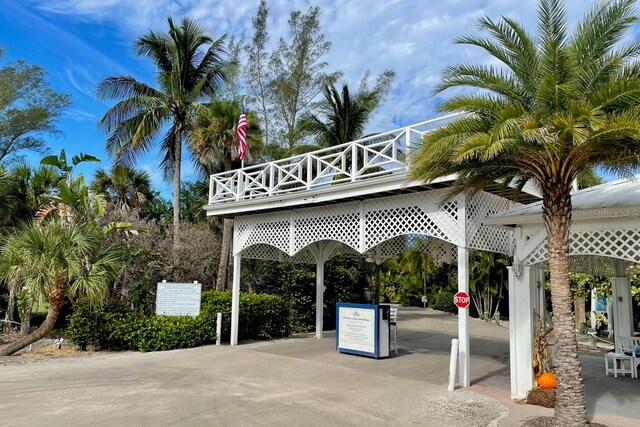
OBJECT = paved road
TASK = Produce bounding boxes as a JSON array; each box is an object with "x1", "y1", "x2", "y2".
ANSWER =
[{"x1": 0, "y1": 308, "x2": 638, "y2": 426}]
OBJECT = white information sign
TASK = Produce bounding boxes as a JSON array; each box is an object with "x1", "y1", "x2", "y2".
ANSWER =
[
  {"x1": 156, "y1": 282, "x2": 201, "y2": 316},
  {"x1": 338, "y1": 306, "x2": 375, "y2": 354}
]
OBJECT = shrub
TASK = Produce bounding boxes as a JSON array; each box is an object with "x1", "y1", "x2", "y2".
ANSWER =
[
  {"x1": 201, "y1": 291, "x2": 290, "y2": 341},
  {"x1": 67, "y1": 298, "x2": 216, "y2": 352},
  {"x1": 429, "y1": 290, "x2": 457, "y2": 314}
]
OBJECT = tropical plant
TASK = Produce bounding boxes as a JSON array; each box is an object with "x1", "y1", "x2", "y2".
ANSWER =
[
  {"x1": 469, "y1": 251, "x2": 508, "y2": 321},
  {"x1": 0, "y1": 221, "x2": 123, "y2": 355},
  {"x1": 97, "y1": 16, "x2": 229, "y2": 243},
  {"x1": 38, "y1": 150, "x2": 104, "y2": 224},
  {"x1": 8, "y1": 163, "x2": 58, "y2": 223},
  {"x1": 91, "y1": 165, "x2": 153, "y2": 212},
  {"x1": 410, "y1": 0, "x2": 640, "y2": 423},
  {"x1": 397, "y1": 248, "x2": 435, "y2": 298},
  {"x1": 189, "y1": 100, "x2": 261, "y2": 290},
  {"x1": 298, "y1": 74, "x2": 394, "y2": 152}
]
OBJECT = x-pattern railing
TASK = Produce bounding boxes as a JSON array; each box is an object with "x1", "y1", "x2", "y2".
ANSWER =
[{"x1": 208, "y1": 113, "x2": 464, "y2": 204}]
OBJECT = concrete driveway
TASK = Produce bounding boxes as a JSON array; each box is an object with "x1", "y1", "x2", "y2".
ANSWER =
[{"x1": 0, "y1": 308, "x2": 638, "y2": 426}]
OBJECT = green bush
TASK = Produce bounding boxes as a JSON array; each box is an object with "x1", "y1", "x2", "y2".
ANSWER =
[
  {"x1": 68, "y1": 291, "x2": 289, "y2": 351},
  {"x1": 428, "y1": 290, "x2": 457, "y2": 314},
  {"x1": 68, "y1": 298, "x2": 216, "y2": 352},
  {"x1": 201, "y1": 290, "x2": 290, "y2": 341}
]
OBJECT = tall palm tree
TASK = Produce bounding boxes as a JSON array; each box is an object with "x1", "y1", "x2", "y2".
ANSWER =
[
  {"x1": 91, "y1": 165, "x2": 153, "y2": 212},
  {"x1": 0, "y1": 221, "x2": 123, "y2": 355},
  {"x1": 410, "y1": 1, "x2": 640, "y2": 424},
  {"x1": 398, "y1": 249, "x2": 435, "y2": 298},
  {"x1": 97, "y1": 16, "x2": 229, "y2": 241},
  {"x1": 190, "y1": 100, "x2": 261, "y2": 290}
]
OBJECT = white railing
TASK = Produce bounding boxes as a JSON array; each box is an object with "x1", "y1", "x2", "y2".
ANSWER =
[{"x1": 208, "y1": 113, "x2": 464, "y2": 204}]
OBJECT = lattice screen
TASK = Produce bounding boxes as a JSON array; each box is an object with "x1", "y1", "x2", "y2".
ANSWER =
[
  {"x1": 523, "y1": 228, "x2": 640, "y2": 271},
  {"x1": 234, "y1": 189, "x2": 519, "y2": 263}
]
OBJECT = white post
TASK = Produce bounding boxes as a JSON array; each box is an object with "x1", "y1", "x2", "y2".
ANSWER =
[
  {"x1": 216, "y1": 312, "x2": 222, "y2": 346},
  {"x1": 315, "y1": 260, "x2": 325, "y2": 339},
  {"x1": 448, "y1": 338, "x2": 459, "y2": 392},
  {"x1": 590, "y1": 288, "x2": 597, "y2": 329},
  {"x1": 611, "y1": 276, "x2": 634, "y2": 352},
  {"x1": 230, "y1": 253, "x2": 241, "y2": 346},
  {"x1": 508, "y1": 265, "x2": 536, "y2": 399},
  {"x1": 457, "y1": 245, "x2": 470, "y2": 387}
]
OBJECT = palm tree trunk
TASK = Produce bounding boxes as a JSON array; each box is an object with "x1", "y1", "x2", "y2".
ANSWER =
[
  {"x1": 216, "y1": 218, "x2": 233, "y2": 291},
  {"x1": 1, "y1": 286, "x2": 64, "y2": 356},
  {"x1": 172, "y1": 129, "x2": 182, "y2": 251},
  {"x1": 20, "y1": 296, "x2": 32, "y2": 336},
  {"x1": 543, "y1": 184, "x2": 588, "y2": 426},
  {"x1": 4, "y1": 289, "x2": 17, "y2": 328}
]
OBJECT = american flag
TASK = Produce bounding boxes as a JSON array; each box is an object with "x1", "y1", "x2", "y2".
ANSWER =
[{"x1": 237, "y1": 104, "x2": 247, "y2": 161}]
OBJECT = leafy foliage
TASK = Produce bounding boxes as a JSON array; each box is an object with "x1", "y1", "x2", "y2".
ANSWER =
[{"x1": 0, "y1": 47, "x2": 70, "y2": 165}]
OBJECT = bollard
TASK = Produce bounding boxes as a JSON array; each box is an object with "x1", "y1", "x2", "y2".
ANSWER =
[
  {"x1": 448, "y1": 338, "x2": 459, "y2": 392},
  {"x1": 216, "y1": 312, "x2": 222, "y2": 346}
]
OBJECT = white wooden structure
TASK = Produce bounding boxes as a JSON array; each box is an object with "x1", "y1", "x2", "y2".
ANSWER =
[
  {"x1": 486, "y1": 177, "x2": 640, "y2": 398},
  {"x1": 205, "y1": 113, "x2": 543, "y2": 390}
]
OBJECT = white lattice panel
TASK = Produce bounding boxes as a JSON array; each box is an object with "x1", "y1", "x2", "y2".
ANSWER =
[
  {"x1": 234, "y1": 188, "x2": 519, "y2": 263},
  {"x1": 293, "y1": 204, "x2": 360, "y2": 253},
  {"x1": 524, "y1": 228, "x2": 640, "y2": 267},
  {"x1": 468, "y1": 191, "x2": 520, "y2": 255}
]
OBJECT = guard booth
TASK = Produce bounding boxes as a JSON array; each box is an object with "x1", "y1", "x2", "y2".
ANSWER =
[{"x1": 336, "y1": 303, "x2": 390, "y2": 359}]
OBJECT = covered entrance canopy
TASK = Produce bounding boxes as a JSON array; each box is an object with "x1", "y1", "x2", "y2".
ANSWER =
[
  {"x1": 205, "y1": 114, "x2": 540, "y2": 389},
  {"x1": 486, "y1": 177, "x2": 640, "y2": 398}
]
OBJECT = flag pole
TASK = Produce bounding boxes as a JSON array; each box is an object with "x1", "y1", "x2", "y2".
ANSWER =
[{"x1": 241, "y1": 95, "x2": 246, "y2": 169}]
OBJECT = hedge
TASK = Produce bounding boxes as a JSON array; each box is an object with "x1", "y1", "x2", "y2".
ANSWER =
[
  {"x1": 67, "y1": 291, "x2": 290, "y2": 352},
  {"x1": 428, "y1": 290, "x2": 457, "y2": 314},
  {"x1": 201, "y1": 291, "x2": 290, "y2": 341}
]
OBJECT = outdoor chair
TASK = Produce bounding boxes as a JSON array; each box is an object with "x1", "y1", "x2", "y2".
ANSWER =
[
  {"x1": 390, "y1": 306, "x2": 398, "y2": 355},
  {"x1": 619, "y1": 337, "x2": 640, "y2": 378}
]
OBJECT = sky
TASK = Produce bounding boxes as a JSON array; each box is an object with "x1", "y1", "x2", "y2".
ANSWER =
[{"x1": 0, "y1": 0, "x2": 626, "y2": 195}]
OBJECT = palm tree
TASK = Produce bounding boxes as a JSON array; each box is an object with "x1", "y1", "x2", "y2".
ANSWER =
[
  {"x1": 91, "y1": 165, "x2": 153, "y2": 212},
  {"x1": 410, "y1": 1, "x2": 640, "y2": 424},
  {"x1": 97, "y1": 17, "x2": 229, "y2": 242},
  {"x1": 0, "y1": 221, "x2": 123, "y2": 355},
  {"x1": 190, "y1": 100, "x2": 261, "y2": 290},
  {"x1": 398, "y1": 249, "x2": 435, "y2": 298},
  {"x1": 9, "y1": 163, "x2": 58, "y2": 222},
  {"x1": 298, "y1": 82, "x2": 385, "y2": 152}
]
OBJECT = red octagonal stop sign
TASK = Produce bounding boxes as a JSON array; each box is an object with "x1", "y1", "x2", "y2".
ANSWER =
[{"x1": 454, "y1": 291, "x2": 470, "y2": 309}]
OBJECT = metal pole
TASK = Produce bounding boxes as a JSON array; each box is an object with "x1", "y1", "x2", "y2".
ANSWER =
[{"x1": 216, "y1": 312, "x2": 222, "y2": 346}]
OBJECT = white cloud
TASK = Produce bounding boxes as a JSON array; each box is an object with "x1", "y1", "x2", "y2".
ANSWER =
[{"x1": 26, "y1": 0, "x2": 606, "y2": 147}]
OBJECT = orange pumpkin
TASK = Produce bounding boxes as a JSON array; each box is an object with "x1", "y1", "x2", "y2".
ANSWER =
[{"x1": 538, "y1": 372, "x2": 556, "y2": 389}]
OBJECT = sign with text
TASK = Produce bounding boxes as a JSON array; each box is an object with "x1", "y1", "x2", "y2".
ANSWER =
[
  {"x1": 156, "y1": 282, "x2": 201, "y2": 317},
  {"x1": 337, "y1": 304, "x2": 376, "y2": 355},
  {"x1": 454, "y1": 291, "x2": 470, "y2": 309}
]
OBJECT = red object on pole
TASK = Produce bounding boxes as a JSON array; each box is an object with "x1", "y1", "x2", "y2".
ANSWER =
[{"x1": 454, "y1": 291, "x2": 470, "y2": 309}]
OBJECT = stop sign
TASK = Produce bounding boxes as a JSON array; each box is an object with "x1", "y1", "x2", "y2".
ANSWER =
[{"x1": 454, "y1": 291, "x2": 470, "y2": 309}]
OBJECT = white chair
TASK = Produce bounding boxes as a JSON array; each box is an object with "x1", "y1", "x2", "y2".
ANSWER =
[
  {"x1": 389, "y1": 307, "x2": 398, "y2": 355},
  {"x1": 619, "y1": 337, "x2": 640, "y2": 378},
  {"x1": 605, "y1": 352, "x2": 635, "y2": 378}
]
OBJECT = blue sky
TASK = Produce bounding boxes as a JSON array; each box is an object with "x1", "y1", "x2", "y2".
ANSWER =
[{"x1": 0, "y1": 0, "x2": 622, "y2": 194}]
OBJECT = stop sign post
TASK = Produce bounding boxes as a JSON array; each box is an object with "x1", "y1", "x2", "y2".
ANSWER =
[{"x1": 454, "y1": 291, "x2": 470, "y2": 309}]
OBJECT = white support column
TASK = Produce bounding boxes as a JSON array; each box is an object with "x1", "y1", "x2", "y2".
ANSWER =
[
  {"x1": 611, "y1": 276, "x2": 634, "y2": 352},
  {"x1": 508, "y1": 265, "x2": 536, "y2": 399},
  {"x1": 457, "y1": 245, "x2": 470, "y2": 388},
  {"x1": 315, "y1": 260, "x2": 325, "y2": 339},
  {"x1": 230, "y1": 252, "x2": 242, "y2": 346}
]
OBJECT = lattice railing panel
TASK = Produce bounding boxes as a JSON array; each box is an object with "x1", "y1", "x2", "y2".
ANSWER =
[
  {"x1": 237, "y1": 219, "x2": 291, "y2": 255},
  {"x1": 468, "y1": 191, "x2": 520, "y2": 254},
  {"x1": 524, "y1": 228, "x2": 640, "y2": 266},
  {"x1": 209, "y1": 114, "x2": 464, "y2": 204}
]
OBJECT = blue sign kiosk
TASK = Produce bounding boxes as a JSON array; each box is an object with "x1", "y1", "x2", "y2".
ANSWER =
[{"x1": 336, "y1": 303, "x2": 391, "y2": 358}]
